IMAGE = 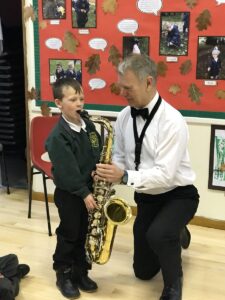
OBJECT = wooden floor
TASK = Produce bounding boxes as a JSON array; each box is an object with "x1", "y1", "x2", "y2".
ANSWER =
[{"x1": 0, "y1": 188, "x2": 225, "y2": 300}]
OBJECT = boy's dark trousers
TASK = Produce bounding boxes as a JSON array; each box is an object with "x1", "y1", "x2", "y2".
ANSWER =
[
  {"x1": 53, "y1": 188, "x2": 90, "y2": 278},
  {"x1": 0, "y1": 254, "x2": 20, "y2": 300}
]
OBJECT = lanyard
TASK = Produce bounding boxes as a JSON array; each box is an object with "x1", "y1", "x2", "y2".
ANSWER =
[{"x1": 133, "y1": 96, "x2": 162, "y2": 170}]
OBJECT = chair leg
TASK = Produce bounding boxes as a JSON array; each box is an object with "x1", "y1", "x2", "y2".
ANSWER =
[
  {"x1": 1, "y1": 145, "x2": 10, "y2": 194},
  {"x1": 42, "y1": 173, "x2": 52, "y2": 236},
  {"x1": 28, "y1": 166, "x2": 34, "y2": 218}
]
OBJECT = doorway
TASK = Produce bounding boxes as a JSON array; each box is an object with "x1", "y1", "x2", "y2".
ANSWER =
[{"x1": 0, "y1": 0, "x2": 27, "y2": 189}]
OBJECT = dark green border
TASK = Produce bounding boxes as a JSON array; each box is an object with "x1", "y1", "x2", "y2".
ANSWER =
[{"x1": 33, "y1": 0, "x2": 225, "y2": 120}]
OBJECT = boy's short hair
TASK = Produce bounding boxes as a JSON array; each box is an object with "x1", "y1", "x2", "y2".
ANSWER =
[{"x1": 52, "y1": 78, "x2": 82, "y2": 100}]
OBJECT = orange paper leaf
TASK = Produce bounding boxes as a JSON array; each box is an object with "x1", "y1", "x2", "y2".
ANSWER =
[
  {"x1": 24, "y1": 5, "x2": 36, "y2": 22},
  {"x1": 62, "y1": 31, "x2": 79, "y2": 53},
  {"x1": 102, "y1": 0, "x2": 118, "y2": 14}
]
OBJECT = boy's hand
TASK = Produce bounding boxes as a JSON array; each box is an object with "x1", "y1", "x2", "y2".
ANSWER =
[{"x1": 84, "y1": 194, "x2": 98, "y2": 211}]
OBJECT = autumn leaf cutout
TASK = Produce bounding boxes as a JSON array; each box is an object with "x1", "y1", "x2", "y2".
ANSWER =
[
  {"x1": 110, "y1": 83, "x2": 121, "y2": 95},
  {"x1": 108, "y1": 45, "x2": 122, "y2": 67},
  {"x1": 185, "y1": 0, "x2": 198, "y2": 9},
  {"x1": 62, "y1": 31, "x2": 79, "y2": 53},
  {"x1": 216, "y1": 90, "x2": 225, "y2": 99},
  {"x1": 102, "y1": 0, "x2": 118, "y2": 14},
  {"x1": 196, "y1": 9, "x2": 211, "y2": 31},
  {"x1": 41, "y1": 103, "x2": 51, "y2": 116},
  {"x1": 24, "y1": 5, "x2": 36, "y2": 22},
  {"x1": 157, "y1": 61, "x2": 168, "y2": 77},
  {"x1": 85, "y1": 54, "x2": 101, "y2": 74},
  {"x1": 169, "y1": 84, "x2": 181, "y2": 95},
  {"x1": 27, "y1": 87, "x2": 38, "y2": 100},
  {"x1": 188, "y1": 83, "x2": 202, "y2": 103},
  {"x1": 180, "y1": 60, "x2": 192, "y2": 75}
]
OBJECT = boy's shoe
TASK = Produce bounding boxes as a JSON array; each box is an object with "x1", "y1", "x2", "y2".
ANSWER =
[
  {"x1": 56, "y1": 268, "x2": 80, "y2": 298},
  {"x1": 180, "y1": 226, "x2": 191, "y2": 249},
  {"x1": 17, "y1": 264, "x2": 30, "y2": 279},
  {"x1": 77, "y1": 275, "x2": 98, "y2": 293}
]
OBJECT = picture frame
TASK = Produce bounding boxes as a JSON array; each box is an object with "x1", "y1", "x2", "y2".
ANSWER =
[
  {"x1": 208, "y1": 125, "x2": 225, "y2": 191},
  {"x1": 49, "y1": 59, "x2": 82, "y2": 84},
  {"x1": 72, "y1": 0, "x2": 96, "y2": 29},
  {"x1": 159, "y1": 11, "x2": 190, "y2": 56},
  {"x1": 196, "y1": 36, "x2": 225, "y2": 80},
  {"x1": 42, "y1": 0, "x2": 66, "y2": 20},
  {"x1": 123, "y1": 36, "x2": 149, "y2": 58}
]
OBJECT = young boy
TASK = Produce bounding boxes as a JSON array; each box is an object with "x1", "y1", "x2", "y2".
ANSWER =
[{"x1": 45, "y1": 78, "x2": 101, "y2": 299}]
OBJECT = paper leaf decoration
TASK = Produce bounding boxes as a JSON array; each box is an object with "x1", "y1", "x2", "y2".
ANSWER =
[
  {"x1": 157, "y1": 61, "x2": 168, "y2": 77},
  {"x1": 62, "y1": 31, "x2": 79, "y2": 53},
  {"x1": 108, "y1": 45, "x2": 122, "y2": 67},
  {"x1": 39, "y1": 20, "x2": 48, "y2": 30},
  {"x1": 196, "y1": 9, "x2": 211, "y2": 31},
  {"x1": 180, "y1": 60, "x2": 192, "y2": 75},
  {"x1": 185, "y1": 0, "x2": 198, "y2": 9},
  {"x1": 169, "y1": 84, "x2": 181, "y2": 95},
  {"x1": 216, "y1": 90, "x2": 225, "y2": 99},
  {"x1": 27, "y1": 87, "x2": 38, "y2": 100},
  {"x1": 188, "y1": 83, "x2": 202, "y2": 103},
  {"x1": 85, "y1": 54, "x2": 101, "y2": 74},
  {"x1": 102, "y1": 0, "x2": 118, "y2": 14},
  {"x1": 41, "y1": 103, "x2": 51, "y2": 116},
  {"x1": 24, "y1": 5, "x2": 36, "y2": 22},
  {"x1": 110, "y1": 83, "x2": 121, "y2": 95}
]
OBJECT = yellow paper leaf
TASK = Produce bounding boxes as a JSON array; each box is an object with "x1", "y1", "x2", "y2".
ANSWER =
[
  {"x1": 62, "y1": 31, "x2": 79, "y2": 53},
  {"x1": 169, "y1": 84, "x2": 181, "y2": 95},
  {"x1": 102, "y1": 0, "x2": 118, "y2": 14},
  {"x1": 24, "y1": 5, "x2": 36, "y2": 22},
  {"x1": 39, "y1": 21, "x2": 48, "y2": 30},
  {"x1": 216, "y1": 90, "x2": 225, "y2": 99},
  {"x1": 41, "y1": 103, "x2": 51, "y2": 116}
]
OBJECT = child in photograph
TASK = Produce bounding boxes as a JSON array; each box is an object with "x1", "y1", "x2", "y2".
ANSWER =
[
  {"x1": 73, "y1": 0, "x2": 90, "y2": 28},
  {"x1": 46, "y1": 78, "x2": 101, "y2": 299},
  {"x1": 166, "y1": 23, "x2": 181, "y2": 48},
  {"x1": 207, "y1": 46, "x2": 222, "y2": 80},
  {"x1": 55, "y1": 63, "x2": 65, "y2": 81},
  {"x1": 182, "y1": 12, "x2": 189, "y2": 36},
  {"x1": 65, "y1": 61, "x2": 77, "y2": 80}
]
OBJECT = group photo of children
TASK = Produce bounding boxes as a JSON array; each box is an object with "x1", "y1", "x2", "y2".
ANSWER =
[{"x1": 49, "y1": 59, "x2": 82, "y2": 84}]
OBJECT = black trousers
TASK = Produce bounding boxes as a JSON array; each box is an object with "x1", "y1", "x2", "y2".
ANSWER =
[
  {"x1": 0, "y1": 254, "x2": 20, "y2": 300},
  {"x1": 133, "y1": 185, "x2": 199, "y2": 286},
  {"x1": 53, "y1": 188, "x2": 90, "y2": 275}
]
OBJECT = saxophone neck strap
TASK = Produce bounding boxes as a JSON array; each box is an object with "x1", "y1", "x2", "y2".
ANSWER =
[{"x1": 133, "y1": 95, "x2": 162, "y2": 171}]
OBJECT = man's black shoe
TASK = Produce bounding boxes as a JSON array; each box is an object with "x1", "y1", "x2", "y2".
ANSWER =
[
  {"x1": 56, "y1": 268, "x2": 80, "y2": 298},
  {"x1": 17, "y1": 264, "x2": 30, "y2": 279},
  {"x1": 77, "y1": 275, "x2": 98, "y2": 293},
  {"x1": 159, "y1": 276, "x2": 183, "y2": 300},
  {"x1": 180, "y1": 226, "x2": 191, "y2": 249}
]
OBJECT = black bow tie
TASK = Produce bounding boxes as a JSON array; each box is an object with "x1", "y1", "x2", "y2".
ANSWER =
[{"x1": 131, "y1": 107, "x2": 149, "y2": 120}]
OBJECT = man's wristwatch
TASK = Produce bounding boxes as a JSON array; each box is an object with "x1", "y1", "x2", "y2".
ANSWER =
[{"x1": 121, "y1": 170, "x2": 128, "y2": 185}]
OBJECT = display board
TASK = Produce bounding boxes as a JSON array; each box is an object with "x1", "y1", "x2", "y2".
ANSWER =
[{"x1": 32, "y1": 0, "x2": 225, "y2": 118}]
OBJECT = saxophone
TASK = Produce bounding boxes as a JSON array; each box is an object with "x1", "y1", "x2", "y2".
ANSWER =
[{"x1": 85, "y1": 115, "x2": 132, "y2": 265}]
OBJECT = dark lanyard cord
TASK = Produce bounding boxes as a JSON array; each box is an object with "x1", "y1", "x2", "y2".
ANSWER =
[{"x1": 133, "y1": 96, "x2": 162, "y2": 171}]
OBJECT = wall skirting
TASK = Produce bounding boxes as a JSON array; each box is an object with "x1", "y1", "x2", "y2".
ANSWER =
[{"x1": 33, "y1": 192, "x2": 225, "y2": 230}]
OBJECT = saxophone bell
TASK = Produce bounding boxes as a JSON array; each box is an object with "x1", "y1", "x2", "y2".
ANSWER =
[{"x1": 104, "y1": 197, "x2": 132, "y2": 225}]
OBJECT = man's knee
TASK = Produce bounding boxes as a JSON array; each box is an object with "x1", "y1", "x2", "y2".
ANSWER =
[{"x1": 133, "y1": 263, "x2": 160, "y2": 280}]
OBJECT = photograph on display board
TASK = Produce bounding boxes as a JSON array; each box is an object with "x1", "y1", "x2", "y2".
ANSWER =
[
  {"x1": 123, "y1": 36, "x2": 149, "y2": 58},
  {"x1": 208, "y1": 125, "x2": 225, "y2": 191},
  {"x1": 42, "y1": 0, "x2": 66, "y2": 19},
  {"x1": 159, "y1": 12, "x2": 189, "y2": 56},
  {"x1": 72, "y1": 0, "x2": 96, "y2": 28},
  {"x1": 196, "y1": 36, "x2": 225, "y2": 80},
  {"x1": 49, "y1": 59, "x2": 82, "y2": 84}
]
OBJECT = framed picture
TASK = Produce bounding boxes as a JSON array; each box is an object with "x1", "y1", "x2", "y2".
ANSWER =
[
  {"x1": 196, "y1": 36, "x2": 225, "y2": 80},
  {"x1": 159, "y1": 12, "x2": 189, "y2": 56},
  {"x1": 208, "y1": 125, "x2": 225, "y2": 191},
  {"x1": 42, "y1": 0, "x2": 66, "y2": 20},
  {"x1": 72, "y1": 0, "x2": 96, "y2": 28},
  {"x1": 49, "y1": 59, "x2": 82, "y2": 84},
  {"x1": 123, "y1": 36, "x2": 149, "y2": 58}
]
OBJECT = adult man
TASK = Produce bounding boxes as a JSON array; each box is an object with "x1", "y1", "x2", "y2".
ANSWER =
[
  {"x1": 0, "y1": 254, "x2": 30, "y2": 300},
  {"x1": 96, "y1": 54, "x2": 199, "y2": 300}
]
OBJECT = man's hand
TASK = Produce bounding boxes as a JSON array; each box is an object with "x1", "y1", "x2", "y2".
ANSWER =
[
  {"x1": 84, "y1": 194, "x2": 98, "y2": 211},
  {"x1": 96, "y1": 163, "x2": 124, "y2": 183}
]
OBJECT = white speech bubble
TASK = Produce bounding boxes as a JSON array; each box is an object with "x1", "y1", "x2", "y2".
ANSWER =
[
  {"x1": 137, "y1": 0, "x2": 162, "y2": 15},
  {"x1": 117, "y1": 19, "x2": 138, "y2": 35},
  {"x1": 45, "y1": 38, "x2": 62, "y2": 51},
  {"x1": 88, "y1": 38, "x2": 107, "y2": 51},
  {"x1": 89, "y1": 78, "x2": 106, "y2": 90},
  {"x1": 216, "y1": 0, "x2": 225, "y2": 4}
]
